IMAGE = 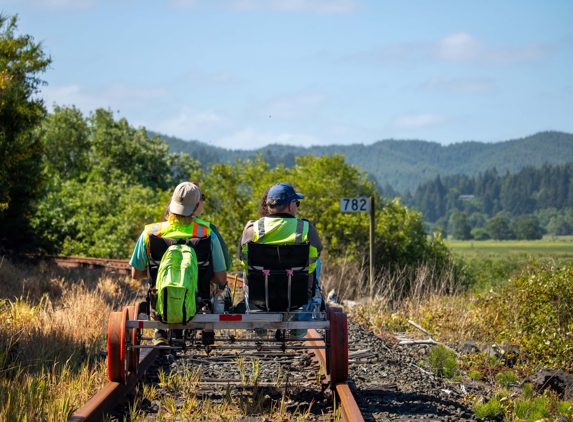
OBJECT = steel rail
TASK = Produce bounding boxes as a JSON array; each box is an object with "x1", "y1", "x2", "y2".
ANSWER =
[
  {"x1": 23, "y1": 255, "x2": 244, "y2": 285},
  {"x1": 67, "y1": 348, "x2": 158, "y2": 422},
  {"x1": 305, "y1": 329, "x2": 365, "y2": 422}
]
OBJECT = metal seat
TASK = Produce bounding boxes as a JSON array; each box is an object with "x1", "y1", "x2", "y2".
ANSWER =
[{"x1": 246, "y1": 242, "x2": 310, "y2": 311}]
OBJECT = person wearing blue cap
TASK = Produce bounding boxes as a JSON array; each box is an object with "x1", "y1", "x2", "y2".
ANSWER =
[{"x1": 240, "y1": 182, "x2": 323, "y2": 338}]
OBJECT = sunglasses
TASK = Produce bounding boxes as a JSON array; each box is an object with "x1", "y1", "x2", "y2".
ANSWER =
[
  {"x1": 295, "y1": 200, "x2": 300, "y2": 207},
  {"x1": 201, "y1": 194, "x2": 206, "y2": 201}
]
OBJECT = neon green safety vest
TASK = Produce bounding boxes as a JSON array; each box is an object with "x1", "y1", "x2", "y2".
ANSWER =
[
  {"x1": 241, "y1": 217, "x2": 319, "y2": 273},
  {"x1": 144, "y1": 218, "x2": 212, "y2": 256}
]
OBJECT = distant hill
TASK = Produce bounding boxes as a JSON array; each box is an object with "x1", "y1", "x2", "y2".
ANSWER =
[{"x1": 151, "y1": 131, "x2": 573, "y2": 193}]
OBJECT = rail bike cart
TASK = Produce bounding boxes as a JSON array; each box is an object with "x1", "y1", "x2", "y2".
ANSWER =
[{"x1": 107, "y1": 238, "x2": 349, "y2": 387}]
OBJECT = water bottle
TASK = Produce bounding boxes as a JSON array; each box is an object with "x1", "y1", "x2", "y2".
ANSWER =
[
  {"x1": 311, "y1": 300, "x2": 320, "y2": 319},
  {"x1": 213, "y1": 291, "x2": 225, "y2": 314},
  {"x1": 311, "y1": 290, "x2": 321, "y2": 319}
]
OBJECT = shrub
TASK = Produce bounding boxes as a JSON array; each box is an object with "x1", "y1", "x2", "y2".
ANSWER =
[
  {"x1": 522, "y1": 383, "x2": 534, "y2": 400},
  {"x1": 471, "y1": 228, "x2": 490, "y2": 240},
  {"x1": 468, "y1": 370, "x2": 482, "y2": 381},
  {"x1": 474, "y1": 397, "x2": 503, "y2": 420},
  {"x1": 495, "y1": 371, "x2": 519, "y2": 389},
  {"x1": 513, "y1": 397, "x2": 551, "y2": 421},
  {"x1": 427, "y1": 344, "x2": 458, "y2": 378},
  {"x1": 478, "y1": 262, "x2": 573, "y2": 371}
]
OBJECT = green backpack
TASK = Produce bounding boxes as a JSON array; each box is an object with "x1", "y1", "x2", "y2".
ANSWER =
[{"x1": 155, "y1": 244, "x2": 198, "y2": 324}]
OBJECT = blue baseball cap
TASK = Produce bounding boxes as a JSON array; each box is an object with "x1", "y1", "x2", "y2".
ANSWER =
[{"x1": 267, "y1": 182, "x2": 304, "y2": 205}]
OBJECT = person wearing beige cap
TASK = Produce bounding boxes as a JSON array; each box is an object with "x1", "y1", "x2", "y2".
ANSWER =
[{"x1": 129, "y1": 181, "x2": 228, "y2": 345}]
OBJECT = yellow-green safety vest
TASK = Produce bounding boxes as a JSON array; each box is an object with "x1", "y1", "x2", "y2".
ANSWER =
[
  {"x1": 144, "y1": 218, "x2": 212, "y2": 256},
  {"x1": 241, "y1": 217, "x2": 319, "y2": 273}
]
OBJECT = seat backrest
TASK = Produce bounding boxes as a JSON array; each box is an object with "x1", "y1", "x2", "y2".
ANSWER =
[
  {"x1": 148, "y1": 234, "x2": 213, "y2": 302},
  {"x1": 246, "y1": 242, "x2": 310, "y2": 311}
]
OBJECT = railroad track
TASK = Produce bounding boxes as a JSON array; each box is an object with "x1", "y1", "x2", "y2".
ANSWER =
[
  {"x1": 70, "y1": 330, "x2": 362, "y2": 421},
  {"x1": 24, "y1": 254, "x2": 132, "y2": 274},
  {"x1": 41, "y1": 255, "x2": 246, "y2": 288},
  {"x1": 63, "y1": 268, "x2": 363, "y2": 422}
]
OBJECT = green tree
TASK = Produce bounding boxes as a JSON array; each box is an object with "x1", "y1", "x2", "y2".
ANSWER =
[
  {"x1": 168, "y1": 152, "x2": 202, "y2": 186},
  {"x1": 486, "y1": 215, "x2": 514, "y2": 240},
  {"x1": 90, "y1": 108, "x2": 171, "y2": 190},
  {"x1": 547, "y1": 216, "x2": 572, "y2": 235},
  {"x1": 32, "y1": 176, "x2": 169, "y2": 257},
  {"x1": 471, "y1": 227, "x2": 490, "y2": 240},
  {"x1": 516, "y1": 219, "x2": 542, "y2": 240},
  {"x1": 449, "y1": 211, "x2": 472, "y2": 240},
  {"x1": 0, "y1": 15, "x2": 51, "y2": 250},
  {"x1": 40, "y1": 105, "x2": 91, "y2": 180}
]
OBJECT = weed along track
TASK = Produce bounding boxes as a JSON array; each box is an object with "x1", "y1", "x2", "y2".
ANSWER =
[
  {"x1": 71, "y1": 317, "x2": 363, "y2": 421},
  {"x1": 111, "y1": 331, "x2": 347, "y2": 421}
]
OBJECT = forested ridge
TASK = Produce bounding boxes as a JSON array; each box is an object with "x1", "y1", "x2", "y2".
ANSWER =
[
  {"x1": 402, "y1": 163, "x2": 573, "y2": 239},
  {"x1": 155, "y1": 131, "x2": 573, "y2": 193}
]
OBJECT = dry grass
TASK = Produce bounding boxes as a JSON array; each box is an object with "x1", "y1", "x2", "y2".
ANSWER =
[
  {"x1": 0, "y1": 257, "x2": 142, "y2": 421},
  {"x1": 321, "y1": 258, "x2": 482, "y2": 343},
  {"x1": 0, "y1": 258, "x2": 329, "y2": 421},
  {"x1": 126, "y1": 358, "x2": 322, "y2": 422}
]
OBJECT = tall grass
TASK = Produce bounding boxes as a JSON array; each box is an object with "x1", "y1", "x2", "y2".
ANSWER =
[
  {"x1": 321, "y1": 257, "x2": 464, "y2": 303},
  {"x1": 1, "y1": 258, "x2": 324, "y2": 421},
  {"x1": 0, "y1": 257, "x2": 141, "y2": 421}
]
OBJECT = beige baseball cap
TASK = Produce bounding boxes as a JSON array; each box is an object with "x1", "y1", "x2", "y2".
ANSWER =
[{"x1": 169, "y1": 182, "x2": 201, "y2": 216}]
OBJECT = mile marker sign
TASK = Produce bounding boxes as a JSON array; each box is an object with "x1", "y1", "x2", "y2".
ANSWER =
[{"x1": 340, "y1": 197, "x2": 371, "y2": 213}]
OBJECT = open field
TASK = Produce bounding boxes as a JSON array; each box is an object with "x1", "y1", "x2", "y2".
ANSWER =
[{"x1": 446, "y1": 237, "x2": 573, "y2": 262}]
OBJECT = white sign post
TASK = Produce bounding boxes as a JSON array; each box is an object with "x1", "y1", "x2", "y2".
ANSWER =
[{"x1": 340, "y1": 197, "x2": 375, "y2": 296}]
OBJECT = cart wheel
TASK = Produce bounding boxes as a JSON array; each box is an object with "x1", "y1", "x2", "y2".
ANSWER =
[
  {"x1": 325, "y1": 306, "x2": 343, "y2": 375},
  {"x1": 107, "y1": 307, "x2": 129, "y2": 384},
  {"x1": 328, "y1": 308, "x2": 348, "y2": 385},
  {"x1": 127, "y1": 305, "x2": 140, "y2": 375}
]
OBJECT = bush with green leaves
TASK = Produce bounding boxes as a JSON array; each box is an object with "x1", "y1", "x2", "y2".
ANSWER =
[
  {"x1": 495, "y1": 371, "x2": 519, "y2": 389},
  {"x1": 32, "y1": 177, "x2": 170, "y2": 257},
  {"x1": 478, "y1": 262, "x2": 573, "y2": 371},
  {"x1": 427, "y1": 344, "x2": 458, "y2": 378},
  {"x1": 473, "y1": 393, "x2": 504, "y2": 420}
]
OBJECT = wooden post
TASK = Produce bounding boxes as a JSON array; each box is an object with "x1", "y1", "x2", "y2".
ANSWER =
[{"x1": 369, "y1": 196, "x2": 375, "y2": 297}]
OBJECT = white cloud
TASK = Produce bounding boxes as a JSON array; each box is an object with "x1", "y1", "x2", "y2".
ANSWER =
[
  {"x1": 420, "y1": 77, "x2": 495, "y2": 95},
  {"x1": 41, "y1": 83, "x2": 169, "y2": 114},
  {"x1": 433, "y1": 32, "x2": 482, "y2": 62},
  {"x1": 215, "y1": 127, "x2": 321, "y2": 150},
  {"x1": 258, "y1": 93, "x2": 328, "y2": 119},
  {"x1": 393, "y1": 113, "x2": 447, "y2": 129},
  {"x1": 154, "y1": 108, "x2": 227, "y2": 139},
  {"x1": 346, "y1": 32, "x2": 554, "y2": 66},
  {"x1": 482, "y1": 43, "x2": 554, "y2": 65},
  {"x1": 432, "y1": 32, "x2": 553, "y2": 65},
  {"x1": 169, "y1": 0, "x2": 360, "y2": 14}
]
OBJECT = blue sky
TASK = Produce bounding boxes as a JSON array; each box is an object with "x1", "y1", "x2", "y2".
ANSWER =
[{"x1": 2, "y1": 0, "x2": 572, "y2": 149}]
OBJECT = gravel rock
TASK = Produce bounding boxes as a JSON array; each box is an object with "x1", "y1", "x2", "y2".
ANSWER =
[{"x1": 347, "y1": 320, "x2": 492, "y2": 421}]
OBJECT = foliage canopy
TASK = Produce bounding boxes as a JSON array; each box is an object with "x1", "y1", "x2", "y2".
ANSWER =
[{"x1": 0, "y1": 14, "x2": 51, "y2": 250}]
